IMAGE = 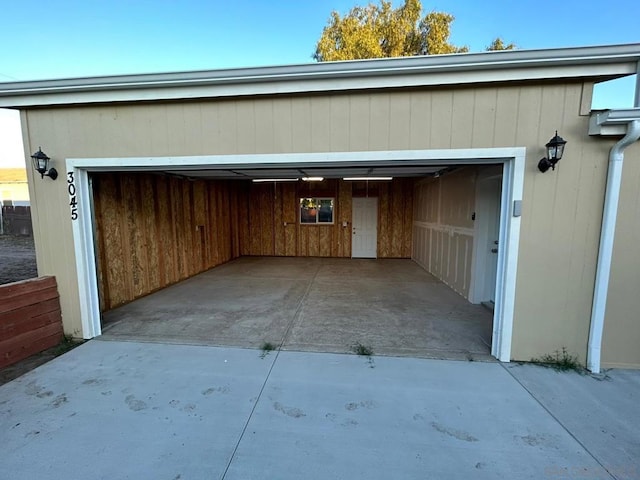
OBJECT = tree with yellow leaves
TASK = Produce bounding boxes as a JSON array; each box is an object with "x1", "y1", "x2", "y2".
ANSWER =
[{"x1": 314, "y1": 0, "x2": 514, "y2": 62}]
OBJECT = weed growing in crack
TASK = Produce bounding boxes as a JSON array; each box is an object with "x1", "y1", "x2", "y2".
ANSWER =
[
  {"x1": 259, "y1": 341, "x2": 277, "y2": 359},
  {"x1": 531, "y1": 347, "x2": 583, "y2": 372},
  {"x1": 351, "y1": 342, "x2": 375, "y2": 368}
]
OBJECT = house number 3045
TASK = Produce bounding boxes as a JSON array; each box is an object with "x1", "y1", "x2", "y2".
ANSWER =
[{"x1": 67, "y1": 172, "x2": 78, "y2": 220}]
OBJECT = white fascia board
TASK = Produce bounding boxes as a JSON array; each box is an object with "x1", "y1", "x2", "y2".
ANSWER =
[
  {"x1": 1, "y1": 43, "x2": 639, "y2": 107},
  {"x1": 589, "y1": 108, "x2": 640, "y2": 135}
]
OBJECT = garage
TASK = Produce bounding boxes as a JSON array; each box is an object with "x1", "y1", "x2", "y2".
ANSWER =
[
  {"x1": 81, "y1": 151, "x2": 517, "y2": 360},
  {"x1": 10, "y1": 43, "x2": 640, "y2": 369}
]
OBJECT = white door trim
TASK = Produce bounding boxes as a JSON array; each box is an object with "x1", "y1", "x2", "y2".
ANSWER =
[{"x1": 66, "y1": 147, "x2": 525, "y2": 361}]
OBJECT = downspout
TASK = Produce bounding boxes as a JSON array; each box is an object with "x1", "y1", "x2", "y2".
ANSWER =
[{"x1": 587, "y1": 118, "x2": 640, "y2": 373}]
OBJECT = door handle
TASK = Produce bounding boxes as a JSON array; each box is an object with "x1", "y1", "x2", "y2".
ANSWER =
[{"x1": 491, "y1": 248, "x2": 498, "y2": 253}]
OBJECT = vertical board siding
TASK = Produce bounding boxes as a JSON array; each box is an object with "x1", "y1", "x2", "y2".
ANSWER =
[{"x1": 412, "y1": 168, "x2": 476, "y2": 299}]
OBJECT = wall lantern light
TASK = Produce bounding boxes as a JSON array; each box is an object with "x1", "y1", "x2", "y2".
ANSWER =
[
  {"x1": 30, "y1": 147, "x2": 58, "y2": 180},
  {"x1": 537, "y1": 131, "x2": 567, "y2": 173}
]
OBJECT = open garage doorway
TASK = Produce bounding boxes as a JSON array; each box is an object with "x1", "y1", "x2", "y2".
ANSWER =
[{"x1": 68, "y1": 148, "x2": 524, "y2": 361}]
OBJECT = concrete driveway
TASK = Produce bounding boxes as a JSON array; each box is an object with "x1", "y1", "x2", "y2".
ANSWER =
[{"x1": 0, "y1": 340, "x2": 638, "y2": 480}]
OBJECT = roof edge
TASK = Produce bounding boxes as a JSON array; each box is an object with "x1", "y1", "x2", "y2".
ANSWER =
[{"x1": 1, "y1": 43, "x2": 640, "y2": 108}]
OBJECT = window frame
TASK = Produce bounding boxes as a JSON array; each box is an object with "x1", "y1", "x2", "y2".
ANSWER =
[{"x1": 299, "y1": 197, "x2": 335, "y2": 225}]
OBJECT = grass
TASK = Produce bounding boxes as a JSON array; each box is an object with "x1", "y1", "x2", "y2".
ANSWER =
[{"x1": 531, "y1": 347, "x2": 583, "y2": 372}]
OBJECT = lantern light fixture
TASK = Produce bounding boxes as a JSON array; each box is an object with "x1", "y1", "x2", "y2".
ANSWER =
[
  {"x1": 30, "y1": 147, "x2": 58, "y2": 180},
  {"x1": 538, "y1": 131, "x2": 567, "y2": 173}
]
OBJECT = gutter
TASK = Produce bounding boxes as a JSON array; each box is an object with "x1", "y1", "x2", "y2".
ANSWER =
[{"x1": 587, "y1": 65, "x2": 640, "y2": 373}]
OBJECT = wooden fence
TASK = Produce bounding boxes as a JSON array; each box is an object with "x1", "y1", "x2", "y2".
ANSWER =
[
  {"x1": 0, "y1": 276, "x2": 63, "y2": 369},
  {"x1": 1, "y1": 205, "x2": 32, "y2": 236}
]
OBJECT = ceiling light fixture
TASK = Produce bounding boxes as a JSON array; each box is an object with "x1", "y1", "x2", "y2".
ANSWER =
[
  {"x1": 343, "y1": 177, "x2": 393, "y2": 181},
  {"x1": 301, "y1": 177, "x2": 324, "y2": 182},
  {"x1": 252, "y1": 178, "x2": 298, "y2": 183}
]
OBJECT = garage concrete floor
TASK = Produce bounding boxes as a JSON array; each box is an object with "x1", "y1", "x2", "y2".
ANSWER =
[{"x1": 102, "y1": 257, "x2": 494, "y2": 361}]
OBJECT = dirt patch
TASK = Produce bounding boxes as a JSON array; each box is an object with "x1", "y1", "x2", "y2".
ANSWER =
[
  {"x1": 0, "y1": 235, "x2": 37, "y2": 285},
  {"x1": 0, "y1": 339, "x2": 84, "y2": 387}
]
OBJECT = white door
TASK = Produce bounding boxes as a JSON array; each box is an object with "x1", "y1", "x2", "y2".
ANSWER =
[
  {"x1": 470, "y1": 174, "x2": 502, "y2": 306},
  {"x1": 352, "y1": 197, "x2": 378, "y2": 258}
]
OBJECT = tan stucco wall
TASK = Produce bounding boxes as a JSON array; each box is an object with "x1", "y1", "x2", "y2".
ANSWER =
[
  {"x1": 20, "y1": 82, "x2": 619, "y2": 365},
  {"x1": 602, "y1": 142, "x2": 640, "y2": 369}
]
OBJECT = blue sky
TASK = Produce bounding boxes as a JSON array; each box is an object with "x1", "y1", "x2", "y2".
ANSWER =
[{"x1": 1, "y1": 0, "x2": 639, "y2": 166}]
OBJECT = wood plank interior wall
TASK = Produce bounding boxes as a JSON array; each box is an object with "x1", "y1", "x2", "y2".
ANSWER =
[
  {"x1": 92, "y1": 173, "x2": 239, "y2": 311},
  {"x1": 93, "y1": 174, "x2": 414, "y2": 312},
  {"x1": 412, "y1": 168, "x2": 476, "y2": 299}
]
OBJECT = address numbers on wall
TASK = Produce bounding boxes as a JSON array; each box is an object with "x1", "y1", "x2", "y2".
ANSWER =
[{"x1": 67, "y1": 171, "x2": 78, "y2": 220}]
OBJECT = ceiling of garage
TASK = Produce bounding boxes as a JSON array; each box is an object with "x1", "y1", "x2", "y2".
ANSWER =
[{"x1": 165, "y1": 164, "x2": 445, "y2": 180}]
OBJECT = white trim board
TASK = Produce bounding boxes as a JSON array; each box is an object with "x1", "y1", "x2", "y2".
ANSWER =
[{"x1": 67, "y1": 147, "x2": 525, "y2": 362}]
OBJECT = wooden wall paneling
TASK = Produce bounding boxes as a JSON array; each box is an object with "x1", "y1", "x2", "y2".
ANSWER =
[
  {"x1": 283, "y1": 183, "x2": 297, "y2": 256},
  {"x1": 236, "y1": 182, "x2": 251, "y2": 257},
  {"x1": 192, "y1": 180, "x2": 206, "y2": 271},
  {"x1": 274, "y1": 184, "x2": 285, "y2": 256},
  {"x1": 120, "y1": 175, "x2": 140, "y2": 299},
  {"x1": 229, "y1": 184, "x2": 241, "y2": 259},
  {"x1": 319, "y1": 226, "x2": 332, "y2": 256},
  {"x1": 141, "y1": 175, "x2": 160, "y2": 291},
  {"x1": 248, "y1": 184, "x2": 262, "y2": 255},
  {"x1": 154, "y1": 175, "x2": 170, "y2": 286},
  {"x1": 391, "y1": 179, "x2": 404, "y2": 257},
  {"x1": 133, "y1": 175, "x2": 150, "y2": 296},
  {"x1": 297, "y1": 219, "x2": 308, "y2": 257},
  {"x1": 338, "y1": 180, "x2": 352, "y2": 257},
  {"x1": 91, "y1": 175, "x2": 109, "y2": 311},
  {"x1": 185, "y1": 181, "x2": 197, "y2": 276},
  {"x1": 219, "y1": 186, "x2": 231, "y2": 262},
  {"x1": 169, "y1": 176, "x2": 184, "y2": 281},
  {"x1": 308, "y1": 226, "x2": 320, "y2": 256},
  {"x1": 207, "y1": 181, "x2": 220, "y2": 266},
  {"x1": 402, "y1": 179, "x2": 414, "y2": 257},
  {"x1": 377, "y1": 182, "x2": 390, "y2": 257},
  {"x1": 260, "y1": 184, "x2": 275, "y2": 256}
]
